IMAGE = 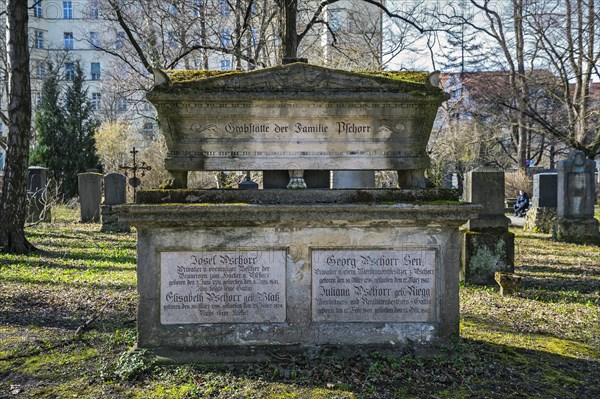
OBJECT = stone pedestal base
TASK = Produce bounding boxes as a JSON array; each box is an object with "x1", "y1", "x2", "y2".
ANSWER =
[
  {"x1": 461, "y1": 230, "x2": 515, "y2": 285},
  {"x1": 552, "y1": 218, "x2": 600, "y2": 245},
  {"x1": 524, "y1": 207, "x2": 556, "y2": 233},
  {"x1": 118, "y1": 190, "x2": 478, "y2": 363},
  {"x1": 101, "y1": 205, "x2": 130, "y2": 233}
]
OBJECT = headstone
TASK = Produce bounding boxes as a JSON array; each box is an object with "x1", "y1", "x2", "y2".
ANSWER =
[
  {"x1": 78, "y1": 172, "x2": 103, "y2": 223},
  {"x1": 552, "y1": 151, "x2": 600, "y2": 244},
  {"x1": 26, "y1": 166, "x2": 51, "y2": 223},
  {"x1": 461, "y1": 167, "x2": 514, "y2": 284},
  {"x1": 524, "y1": 173, "x2": 557, "y2": 233},
  {"x1": 101, "y1": 173, "x2": 130, "y2": 232}
]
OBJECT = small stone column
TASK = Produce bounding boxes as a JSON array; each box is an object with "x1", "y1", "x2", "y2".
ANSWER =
[
  {"x1": 78, "y1": 172, "x2": 103, "y2": 223},
  {"x1": 26, "y1": 166, "x2": 51, "y2": 223},
  {"x1": 101, "y1": 173, "x2": 130, "y2": 232},
  {"x1": 552, "y1": 151, "x2": 600, "y2": 244},
  {"x1": 461, "y1": 167, "x2": 514, "y2": 284},
  {"x1": 524, "y1": 173, "x2": 557, "y2": 233}
]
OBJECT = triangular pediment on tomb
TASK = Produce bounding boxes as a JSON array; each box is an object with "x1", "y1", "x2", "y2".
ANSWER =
[{"x1": 152, "y1": 63, "x2": 443, "y2": 95}]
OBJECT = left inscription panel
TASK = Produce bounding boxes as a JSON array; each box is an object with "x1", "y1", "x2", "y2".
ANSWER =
[{"x1": 160, "y1": 250, "x2": 287, "y2": 324}]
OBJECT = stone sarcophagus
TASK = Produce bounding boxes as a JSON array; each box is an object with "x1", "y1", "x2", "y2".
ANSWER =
[
  {"x1": 120, "y1": 63, "x2": 477, "y2": 364},
  {"x1": 147, "y1": 63, "x2": 448, "y2": 188}
]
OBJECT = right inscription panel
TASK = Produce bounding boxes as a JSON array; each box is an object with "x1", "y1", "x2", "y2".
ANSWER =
[{"x1": 312, "y1": 249, "x2": 436, "y2": 322}]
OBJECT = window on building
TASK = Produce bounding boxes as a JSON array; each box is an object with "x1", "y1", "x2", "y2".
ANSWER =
[
  {"x1": 219, "y1": 0, "x2": 230, "y2": 16},
  {"x1": 329, "y1": 10, "x2": 343, "y2": 32},
  {"x1": 251, "y1": 29, "x2": 257, "y2": 46},
  {"x1": 64, "y1": 32, "x2": 74, "y2": 49},
  {"x1": 115, "y1": 32, "x2": 125, "y2": 49},
  {"x1": 451, "y1": 88, "x2": 462, "y2": 99},
  {"x1": 91, "y1": 92, "x2": 101, "y2": 111},
  {"x1": 220, "y1": 29, "x2": 231, "y2": 47},
  {"x1": 63, "y1": 1, "x2": 73, "y2": 19},
  {"x1": 34, "y1": 0, "x2": 43, "y2": 18},
  {"x1": 0, "y1": 150, "x2": 5, "y2": 171},
  {"x1": 36, "y1": 62, "x2": 46, "y2": 78},
  {"x1": 34, "y1": 30, "x2": 45, "y2": 49},
  {"x1": 64, "y1": 62, "x2": 75, "y2": 81},
  {"x1": 89, "y1": 32, "x2": 100, "y2": 48},
  {"x1": 219, "y1": 59, "x2": 231, "y2": 70},
  {"x1": 142, "y1": 122, "x2": 154, "y2": 137},
  {"x1": 193, "y1": 0, "x2": 202, "y2": 16},
  {"x1": 273, "y1": 27, "x2": 279, "y2": 46},
  {"x1": 117, "y1": 98, "x2": 128, "y2": 112},
  {"x1": 89, "y1": 1, "x2": 99, "y2": 19},
  {"x1": 90, "y1": 62, "x2": 101, "y2": 80},
  {"x1": 168, "y1": 3, "x2": 178, "y2": 15}
]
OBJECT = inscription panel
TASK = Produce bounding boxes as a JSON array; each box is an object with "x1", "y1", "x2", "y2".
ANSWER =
[
  {"x1": 161, "y1": 250, "x2": 286, "y2": 324},
  {"x1": 312, "y1": 249, "x2": 436, "y2": 322}
]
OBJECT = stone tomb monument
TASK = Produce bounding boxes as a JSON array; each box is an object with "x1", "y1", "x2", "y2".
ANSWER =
[
  {"x1": 118, "y1": 63, "x2": 479, "y2": 363},
  {"x1": 26, "y1": 166, "x2": 51, "y2": 223},
  {"x1": 552, "y1": 150, "x2": 600, "y2": 244},
  {"x1": 524, "y1": 173, "x2": 557, "y2": 233},
  {"x1": 461, "y1": 167, "x2": 514, "y2": 284},
  {"x1": 78, "y1": 172, "x2": 103, "y2": 223},
  {"x1": 101, "y1": 173, "x2": 130, "y2": 232}
]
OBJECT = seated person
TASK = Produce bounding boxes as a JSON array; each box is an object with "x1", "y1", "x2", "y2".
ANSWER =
[{"x1": 513, "y1": 190, "x2": 530, "y2": 217}]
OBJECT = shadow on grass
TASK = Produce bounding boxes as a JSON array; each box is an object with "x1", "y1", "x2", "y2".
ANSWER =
[
  {"x1": 128, "y1": 337, "x2": 600, "y2": 399},
  {"x1": 0, "y1": 256, "x2": 135, "y2": 273}
]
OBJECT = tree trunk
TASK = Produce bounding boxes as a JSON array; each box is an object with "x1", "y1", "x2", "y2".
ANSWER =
[
  {"x1": 283, "y1": 0, "x2": 298, "y2": 59},
  {"x1": 0, "y1": 0, "x2": 34, "y2": 254}
]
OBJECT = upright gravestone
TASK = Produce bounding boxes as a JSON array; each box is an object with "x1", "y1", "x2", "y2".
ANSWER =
[
  {"x1": 78, "y1": 172, "x2": 103, "y2": 223},
  {"x1": 117, "y1": 64, "x2": 479, "y2": 363},
  {"x1": 461, "y1": 167, "x2": 514, "y2": 284},
  {"x1": 552, "y1": 151, "x2": 600, "y2": 244},
  {"x1": 26, "y1": 166, "x2": 51, "y2": 223},
  {"x1": 524, "y1": 173, "x2": 557, "y2": 233},
  {"x1": 101, "y1": 173, "x2": 130, "y2": 232}
]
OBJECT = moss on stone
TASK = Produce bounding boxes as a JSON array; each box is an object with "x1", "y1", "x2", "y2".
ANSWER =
[{"x1": 164, "y1": 65, "x2": 429, "y2": 85}]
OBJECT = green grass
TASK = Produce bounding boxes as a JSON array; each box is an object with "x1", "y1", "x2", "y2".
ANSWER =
[{"x1": 1, "y1": 207, "x2": 599, "y2": 398}]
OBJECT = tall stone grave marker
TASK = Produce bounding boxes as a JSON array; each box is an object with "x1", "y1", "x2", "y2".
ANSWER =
[
  {"x1": 78, "y1": 172, "x2": 103, "y2": 223},
  {"x1": 26, "y1": 166, "x2": 51, "y2": 223},
  {"x1": 524, "y1": 173, "x2": 557, "y2": 233},
  {"x1": 552, "y1": 151, "x2": 600, "y2": 244},
  {"x1": 101, "y1": 173, "x2": 130, "y2": 232},
  {"x1": 461, "y1": 167, "x2": 514, "y2": 284}
]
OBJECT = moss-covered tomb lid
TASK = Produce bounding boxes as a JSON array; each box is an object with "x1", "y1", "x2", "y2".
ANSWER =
[{"x1": 150, "y1": 63, "x2": 446, "y2": 97}]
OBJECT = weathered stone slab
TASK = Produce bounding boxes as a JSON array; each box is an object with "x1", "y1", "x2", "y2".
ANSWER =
[
  {"x1": 463, "y1": 167, "x2": 509, "y2": 230},
  {"x1": 312, "y1": 249, "x2": 435, "y2": 322},
  {"x1": 533, "y1": 173, "x2": 557, "y2": 208},
  {"x1": 160, "y1": 250, "x2": 286, "y2": 324},
  {"x1": 78, "y1": 172, "x2": 103, "y2": 223},
  {"x1": 461, "y1": 230, "x2": 515, "y2": 285},
  {"x1": 104, "y1": 173, "x2": 127, "y2": 205}
]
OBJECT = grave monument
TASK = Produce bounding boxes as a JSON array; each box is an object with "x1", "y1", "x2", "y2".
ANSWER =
[
  {"x1": 101, "y1": 173, "x2": 130, "y2": 232},
  {"x1": 460, "y1": 167, "x2": 514, "y2": 284},
  {"x1": 524, "y1": 173, "x2": 557, "y2": 233},
  {"x1": 118, "y1": 63, "x2": 479, "y2": 363},
  {"x1": 552, "y1": 150, "x2": 600, "y2": 244}
]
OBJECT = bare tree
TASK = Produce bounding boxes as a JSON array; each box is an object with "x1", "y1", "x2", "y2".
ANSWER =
[
  {"x1": 0, "y1": 0, "x2": 34, "y2": 253},
  {"x1": 525, "y1": 0, "x2": 600, "y2": 158}
]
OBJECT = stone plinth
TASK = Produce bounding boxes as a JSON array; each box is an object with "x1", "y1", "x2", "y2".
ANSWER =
[
  {"x1": 461, "y1": 230, "x2": 515, "y2": 285},
  {"x1": 461, "y1": 168, "x2": 514, "y2": 284},
  {"x1": 101, "y1": 205, "x2": 130, "y2": 233},
  {"x1": 118, "y1": 191, "x2": 477, "y2": 363},
  {"x1": 524, "y1": 207, "x2": 557, "y2": 233}
]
